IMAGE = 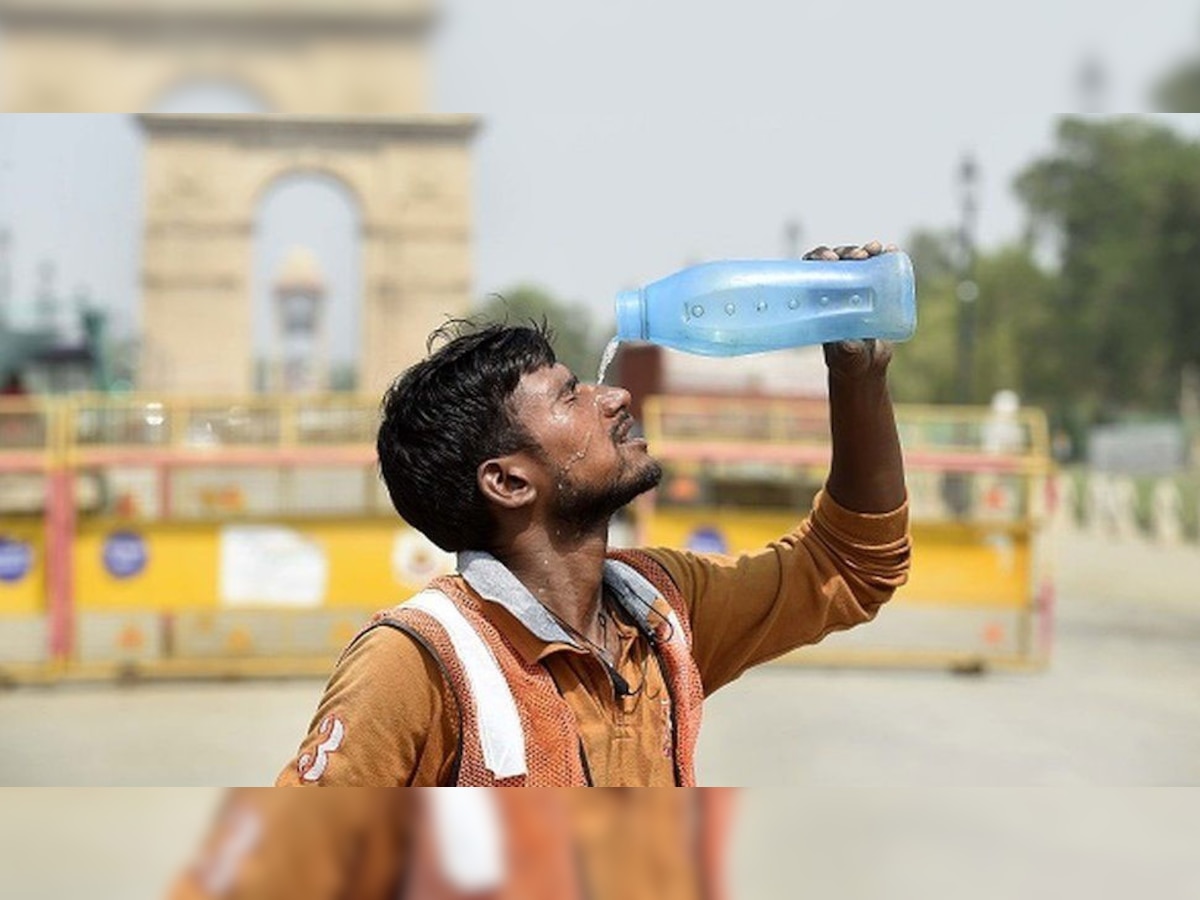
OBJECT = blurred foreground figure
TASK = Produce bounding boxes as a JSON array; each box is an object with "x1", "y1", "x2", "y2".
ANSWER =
[
  {"x1": 280, "y1": 242, "x2": 910, "y2": 786},
  {"x1": 169, "y1": 788, "x2": 738, "y2": 900}
]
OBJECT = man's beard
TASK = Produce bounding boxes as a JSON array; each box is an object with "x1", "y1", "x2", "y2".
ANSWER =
[{"x1": 552, "y1": 455, "x2": 663, "y2": 532}]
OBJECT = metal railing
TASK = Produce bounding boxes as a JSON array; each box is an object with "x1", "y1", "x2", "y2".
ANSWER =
[
  {"x1": 643, "y1": 396, "x2": 1051, "y2": 468},
  {"x1": 64, "y1": 393, "x2": 379, "y2": 452}
]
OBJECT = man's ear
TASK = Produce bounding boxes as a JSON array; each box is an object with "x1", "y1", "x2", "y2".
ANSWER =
[{"x1": 478, "y1": 455, "x2": 538, "y2": 510}]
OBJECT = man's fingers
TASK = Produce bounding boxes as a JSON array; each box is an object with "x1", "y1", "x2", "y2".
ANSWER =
[
  {"x1": 803, "y1": 245, "x2": 840, "y2": 261},
  {"x1": 825, "y1": 338, "x2": 894, "y2": 376},
  {"x1": 834, "y1": 245, "x2": 871, "y2": 260},
  {"x1": 809, "y1": 241, "x2": 899, "y2": 261},
  {"x1": 872, "y1": 339, "x2": 895, "y2": 368}
]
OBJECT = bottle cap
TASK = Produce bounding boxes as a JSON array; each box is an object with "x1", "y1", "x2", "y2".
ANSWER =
[{"x1": 615, "y1": 289, "x2": 646, "y2": 340}]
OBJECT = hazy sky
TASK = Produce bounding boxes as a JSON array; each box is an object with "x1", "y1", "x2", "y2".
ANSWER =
[{"x1": 3, "y1": 0, "x2": 1200, "y2": 364}]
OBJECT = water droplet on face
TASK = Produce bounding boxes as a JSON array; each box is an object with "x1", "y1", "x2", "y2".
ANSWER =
[
  {"x1": 724, "y1": 303, "x2": 736, "y2": 315},
  {"x1": 691, "y1": 305, "x2": 705, "y2": 318},
  {"x1": 787, "y1": 297, "x2": 800, "y2": 310},
  {"x1": 756, "y1": 301, "x2": 768, "y2": 313},
  {"x1": 559, "y1": 431, "x2": 595, "y2": 475}
]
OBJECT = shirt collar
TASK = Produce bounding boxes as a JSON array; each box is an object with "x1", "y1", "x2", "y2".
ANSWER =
[{"x1": 456, "y1": 550, "x2": 665, "y2": 648}]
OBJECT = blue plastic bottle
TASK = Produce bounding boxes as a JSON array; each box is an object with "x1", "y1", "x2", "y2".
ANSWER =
[{"x1": 614, "y1": 252, "x2": 916, "y2": 356}]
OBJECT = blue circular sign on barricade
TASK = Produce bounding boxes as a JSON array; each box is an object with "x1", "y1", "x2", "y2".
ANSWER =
[
  {"x1": 0, "y1": 538, "x2": 33, "y2": 584},
  {"x1": 103, "y1": 531, "x2": 148, "y2": 579},
  {"x1": 685, "y1": 526, "x2": 728, "y2": 554}
]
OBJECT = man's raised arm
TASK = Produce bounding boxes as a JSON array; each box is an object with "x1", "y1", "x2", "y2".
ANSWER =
[{"x1": 808, "y1": 240, "x2": 907, "y2": 514}]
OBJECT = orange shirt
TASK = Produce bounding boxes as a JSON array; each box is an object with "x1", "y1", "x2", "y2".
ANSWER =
[{"x1": 277, "y1": 490, "x2": 910, "y2": 787}]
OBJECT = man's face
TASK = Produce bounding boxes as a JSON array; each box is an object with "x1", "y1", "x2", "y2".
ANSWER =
[{"x1": 509, "y1": 363, "x2": 662, "y2": 527}]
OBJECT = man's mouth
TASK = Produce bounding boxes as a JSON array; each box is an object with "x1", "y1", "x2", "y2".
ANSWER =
[{"x1": 613, "y1": 415, "x2": 634, "y2": 443}]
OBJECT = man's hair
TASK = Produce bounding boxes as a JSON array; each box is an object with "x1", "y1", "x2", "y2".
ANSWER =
[{"x1": 377, "y1": 320, "x2": 557, "y2": 552}]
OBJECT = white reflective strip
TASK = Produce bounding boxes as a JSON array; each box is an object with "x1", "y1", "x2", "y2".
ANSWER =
[
  {"x1": 406, "y1": 589, "x2": 528, "y2": 779},
  {"x1": 428, "y1": 789, "x2": 506, "y2": 891},
  {"x1": 666, "y1": 608, "x2": 686, "y2": 647}
]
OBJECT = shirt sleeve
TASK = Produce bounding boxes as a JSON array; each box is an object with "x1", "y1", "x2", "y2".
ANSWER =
[
  {"x1": 644, "y1": 489, "x2": 911, "y2": 696},
  {"x1": 165, "y1": 789, "x2": 414, "y2": 900},
  {"x1": 275, "y1": 625, "x2": 460, "y2": 787}
]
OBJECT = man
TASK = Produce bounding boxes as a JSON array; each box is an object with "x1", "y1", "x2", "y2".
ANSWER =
[{"x1": 278, "y1": 240, "x2": 911, "y2": 787}]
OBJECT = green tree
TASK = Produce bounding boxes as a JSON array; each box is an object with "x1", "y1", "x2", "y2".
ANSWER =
[
  {"x1": 475, "y1": 284, "x2": 604, "y2": 379},
  {"x1": 1153, "y1": 40, "x2": 1200, "y2": 111},
  {"x1": 1014, "y1": 116, "x2": 1200, "y2": 418},
  {"x1": 887, "y1": 228, "x2": 961, "y2": 405},
  {"x1": 1154, "y1": 61, "x2": 1200, "y2": 111},
  {"x1": 889, "y1": 230, "x2": 1058, "y2": 410},
  {"x1": 970, "y1": 244, "x2": 1060, "y2": 408}
]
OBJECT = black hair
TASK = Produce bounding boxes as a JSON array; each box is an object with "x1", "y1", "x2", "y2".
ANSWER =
[{"x1": 377, "y1": 319, "x2": 557, "y2": 552}]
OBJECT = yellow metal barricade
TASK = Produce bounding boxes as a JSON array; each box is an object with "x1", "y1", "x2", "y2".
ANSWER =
[
  {"x1": 0, "y1": 397, "x2": 58, "y2": 677},
  {"x1": 0, "y1": 394, "x2": 462, "y2": 682},
  {"x1": 636, "y1": 395, "x2": 1054, "y2": 671},
  {"x1": 1, "y1": 391, "x2": 1054, "y2": 681}
]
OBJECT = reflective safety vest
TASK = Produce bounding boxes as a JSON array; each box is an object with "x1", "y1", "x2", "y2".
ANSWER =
[{"x1": 360, "y1": 549, "x2": 705, "y2": 786}]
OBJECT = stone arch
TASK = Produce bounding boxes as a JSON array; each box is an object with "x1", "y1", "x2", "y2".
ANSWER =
[
  {"x1": 137, "y1": 114, "x2": 479, "y2": 396},
  {"x1": 249, "y1": 165, "x2": 368, "y2": 221}
]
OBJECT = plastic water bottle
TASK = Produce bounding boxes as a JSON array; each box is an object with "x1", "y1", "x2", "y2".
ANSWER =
[{"x1": 614, "y1": 252, "x2": 916, "y2": 356}]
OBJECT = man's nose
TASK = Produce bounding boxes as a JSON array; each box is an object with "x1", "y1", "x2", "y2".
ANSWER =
[{"x1": 596, "y1": 384, "x2": 631, "y2": 414}]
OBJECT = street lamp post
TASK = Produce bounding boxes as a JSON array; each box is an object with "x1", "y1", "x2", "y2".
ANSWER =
[
  {"x1": 35, "y1": 260, "x2": 59, "y2": 333},
  {"x1": 273, "y1": 247, "x2": 327, "y2": 395},
  {"x1": 783, "y1": 219, "x2": 803, "y2": 259},
  {"x1": 942, "y1": 153, "x2": 983, "y2": 519},
  {"x1": 955, "y1": 152, "x2": 980, "y2": 404}
]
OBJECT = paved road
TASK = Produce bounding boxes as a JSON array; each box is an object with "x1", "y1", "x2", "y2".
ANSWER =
[
  {"x1": 703, "y1": 529, "x2": 1200, "y2": 785},
  {"x1": 2, "y1": 525, "x2": 1199, "y2": 899}
]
